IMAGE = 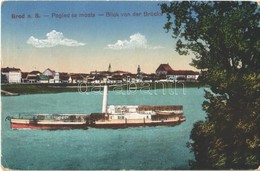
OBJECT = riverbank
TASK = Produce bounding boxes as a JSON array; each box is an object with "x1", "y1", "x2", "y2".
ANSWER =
[
  {"x1": 1, "y1": 82, "x2": 207, "y2": 95},
  {"x1": 1, "y1": 84, "x2": 78, "y2": 95}
]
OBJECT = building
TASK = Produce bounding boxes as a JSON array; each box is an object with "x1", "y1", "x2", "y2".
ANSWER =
[
  {"x1": 112, "y1": 70, "x2": 132, "y2": 76},
  {"x1": 70, "y1": 74, "x2": 85, "y2": 83},
  {"x1": 26, "y1": 71, "x2": 41, "y2": 83},
  {"x1": 141, "y1": 73, "x2": 155, "y2": 83},
  {"x1": 42, "y1": 68, "x2": 55, "y2": 77},
  {"x1": 155, "y1": 64, "x2": 174, "y2": 76},
  {"x1": 1, "y1": 67, "x2": 22, "y2": 83},
  {"x1": 37, "y1": 75, "x2": 49, "y2": 83},
  {"x1": 21, "y1": 72, "x2": 29, "y2": 83},
  {"x1": 59, "y1": 72, "x2": 70, "y2": 83},
  {"x1": 109, "y1": 75, "x2": 123, "y2": 83},
  {"x1": 54, "y1": 72, "x2": 60, "y2": 83},
  {"x1": 171, "y1": 70, "x2": 200, "y2": 81},
  {"x1": 155, "y1": 64, "x2": 199, "y2": 82},
  {"x1": 42, "y1": 68, "x2": 60, "y2": 83}
]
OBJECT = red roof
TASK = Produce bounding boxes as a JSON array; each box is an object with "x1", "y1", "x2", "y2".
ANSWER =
[
  {"x1": 155, "y1": 64, "x2": 173, "y2": 72},
  {"x1": 155, "y1": 64, "x2": 199, "y2": 75}
]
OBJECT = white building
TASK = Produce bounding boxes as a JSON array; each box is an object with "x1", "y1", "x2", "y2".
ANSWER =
[
  {"x1": 155, "y1": 64, "x2": 200, "y2": 82},
  {"x1": 1, "y1": 67, "x2": 22, "y2": 83},
  {"x1": 26, "y1": 71, "x2": 41, "y2": 83},
  {"x1": 42, "y1": 68, "x2": 59, "y2": 83},
  {"x1": 54, "y1": 72, "x2": 60, "y2": 83},
  {"x1": 42, "y1": 68, "x2": 55, "y2": 77}
]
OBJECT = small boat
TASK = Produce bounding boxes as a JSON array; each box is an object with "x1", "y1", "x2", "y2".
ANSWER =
[{"x1": 1, "y1": 90, "x2": 19, "y2": 96}]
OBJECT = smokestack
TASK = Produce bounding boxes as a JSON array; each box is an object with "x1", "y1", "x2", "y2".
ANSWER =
[{"x1": 102, "y1": 85, "x2": 108, "y2": 113}]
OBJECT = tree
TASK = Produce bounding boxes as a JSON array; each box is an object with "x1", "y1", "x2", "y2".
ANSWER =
[
  {"x1": 161, "y1": 1, "x2": 260, "y2": 169},
  {"x1": 1, "y1": 74, "x2": 8, "y2": 83}
]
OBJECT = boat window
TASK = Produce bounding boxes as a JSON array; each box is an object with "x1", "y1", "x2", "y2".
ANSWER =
[
  {"x1": 118, "y1": 116, "x2": 124, "y2": 119},
  {"x1": 37, "y1": 115, "x2": 45, "y2": 120}
]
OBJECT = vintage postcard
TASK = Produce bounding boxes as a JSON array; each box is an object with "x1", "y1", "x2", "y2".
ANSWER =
[{"x1": 1, "y1": 1, "x2": 259, "y2": 170}]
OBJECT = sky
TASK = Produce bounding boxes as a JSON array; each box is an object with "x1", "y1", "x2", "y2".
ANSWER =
[{"x1": 1, "y1": 1, "x2": 197, "y2": 74}]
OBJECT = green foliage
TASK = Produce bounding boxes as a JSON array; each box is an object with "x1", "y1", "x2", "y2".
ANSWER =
[
  {"x1": 161, "y1": 1, "x2": 260, "y2": 169},
  {"x1": 1, "y1": 74, "x2": 8, "y2": 83}
]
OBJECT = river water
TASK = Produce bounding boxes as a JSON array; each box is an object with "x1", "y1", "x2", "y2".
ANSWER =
[{"x1": 1, "y1": 88, "x2": 207, "y2": 170}]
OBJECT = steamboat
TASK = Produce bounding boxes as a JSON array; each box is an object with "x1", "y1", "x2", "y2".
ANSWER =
[{"x1": 7, "y1": 85, "x2": 185, "y2": 130}]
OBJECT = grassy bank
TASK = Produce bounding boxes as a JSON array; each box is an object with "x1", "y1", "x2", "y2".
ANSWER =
[
  {"x1": 1, "y1": 82, "x2": 207, "y2": 95},
  {"x1": 1, "y1": 84, "x2": 79, "y2": 95}
]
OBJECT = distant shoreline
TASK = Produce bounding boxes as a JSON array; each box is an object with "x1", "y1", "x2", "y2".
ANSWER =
[{"x1": 1, "y1": 82, "x2": 207, "y2": 96}]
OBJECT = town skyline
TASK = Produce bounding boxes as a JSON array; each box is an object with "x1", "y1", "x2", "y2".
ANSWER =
[
  {"x1": 2, "y1": 62, "x2": 198, "y2": 75},
  {"x1": 2, "y1": 63, "x2": 199, "y2": 85},
  {"x1": 2, "y1": 1, "x2": 197, "y2": 74}
]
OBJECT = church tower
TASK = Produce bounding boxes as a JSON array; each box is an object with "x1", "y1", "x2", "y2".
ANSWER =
[
  {"x1": 137, "y1": 65, "x2": 142, "y2": 79},
  {"x1": 108, "y1": 64, "x2": 111, "y2": 72},
  {"x1": 137, "y1": 65, "x2": 141, "y2": 74}
]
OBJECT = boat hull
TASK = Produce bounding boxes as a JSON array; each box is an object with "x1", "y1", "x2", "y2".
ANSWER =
[
  {"x1": 10, "y1": 120, "x2": 88, "y2": 130},
  {"x1": 91, "y1": 119, "x2": 185, "y2": 129}
]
